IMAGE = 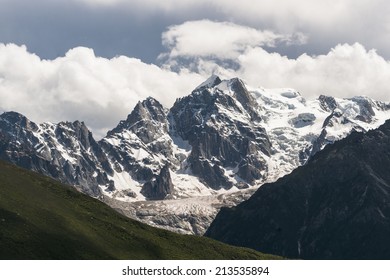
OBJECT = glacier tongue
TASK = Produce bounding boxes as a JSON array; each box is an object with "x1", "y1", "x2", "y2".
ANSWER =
[
  {"x1": 103, "y1": 187, "x2": 257, "y2": 235},
  {"x1": 1, "y1": 77, "x2": 390, "y2": 235}
]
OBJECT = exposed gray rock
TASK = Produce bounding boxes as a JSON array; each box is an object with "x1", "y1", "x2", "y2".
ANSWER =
[
  {"x1": 319, "y1": 95, "x2": 337, "y2": 112},
  {"x1": 107, "y1": 97, "x2": 168, "y2": 142},
  {"x1": 289, "y1": 113, "x2": 316, "y2": 128},
  {"x1": 141, "y1": 165, "x2": 174, "y2": 200},
  {"x1": 0, "y1": 112, "x2": 112, "y2": 196},
  {"x1": 350, "y1": 96, "x2": 376, "y2": 123},
  {"x1": 229, "y1": 78, "x2": 262, "y2": 121},
  {"x1": 170, "y1": 78, "x2": 271, "y2": 189}
]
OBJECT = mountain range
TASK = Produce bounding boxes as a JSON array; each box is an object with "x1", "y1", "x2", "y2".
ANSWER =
[
  {"x1": 1, "y1": 75, "x2": 390, "y2": 234},
  {"x1": 206, "y1": 119, "x2": 390, "y2": 259}
]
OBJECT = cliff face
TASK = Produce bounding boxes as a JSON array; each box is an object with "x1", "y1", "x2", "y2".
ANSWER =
[
  {"x1": 141, "y1": 164, "x2": 174, "y2": 200},
  {"x1": 170, "y1": 78, "x2": 271, "y2": 190}
]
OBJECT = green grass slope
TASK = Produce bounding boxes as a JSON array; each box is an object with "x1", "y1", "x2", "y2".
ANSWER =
[{"x1": 0, "y1": 160, "x2": 280, "y2": 260}]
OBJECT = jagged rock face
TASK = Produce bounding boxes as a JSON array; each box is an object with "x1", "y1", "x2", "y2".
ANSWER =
[
  {"x1": 0, "y1": 112, "x2": 112, "y2": 196},
  {"x1": 100, "y1": 78, "x2": 273, "y2": 199},
  {"x1": 318, "y1": 95, "x2": 337, "y2": 112},
  {"x1": 107, "y1": 97, "x2": 168, "y2": 143},
  {"x1": 350, "y1": 96, "x2": 376, "y2": 123},
  {"x1": 102, "y1": 98, "x2": 169, "y2": 167},
  {"x1": 99, "y1": 97, "x2": 179, "y2": 199},
  {"x1": 141, "y1": 165, "x2": 174, "y2": 200},
  {"x1": 170, "y1": 78, "x2": 271, "y2": 189},
  {"x1": 206, "y1": 120, "x2": 390, "y2": 259},
  {"x1": 229, "y1": 78, "x2": 262, "y2": 121}
]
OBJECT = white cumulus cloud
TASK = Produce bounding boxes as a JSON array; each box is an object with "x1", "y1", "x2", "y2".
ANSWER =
[
  {"x1": 160, "y1": 20, "x2": 307, "y2": 60},
  {"x1": 233, "y1": 43, "x2": 390, "y2": 101}
]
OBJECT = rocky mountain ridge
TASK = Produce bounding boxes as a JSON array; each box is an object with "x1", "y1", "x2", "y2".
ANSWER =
[{"x1": 1, "y1": 75, "x2": 389, "y2": 234}]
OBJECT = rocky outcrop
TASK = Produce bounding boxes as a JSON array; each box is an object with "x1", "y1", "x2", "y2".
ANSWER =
[
  {"x1": 141, "y1": 165, "x2": 174, "y2": 200},
  {"x1": 350, "y1": 96, "x2": 376, "y2": 123},
  {"x1": 107, "y1": 97, "x2": 168, "y2": 142},
  {"x1": 318, "y1": 95, "x2": 337, "y2": 112}
]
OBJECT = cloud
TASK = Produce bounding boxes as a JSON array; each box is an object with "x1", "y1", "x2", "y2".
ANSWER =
[
  {"x1": 234, "y1": 43, "x2": 390, "y2": 101},
  {"x1": 160, "y1": 20, "x2": 307, "y2": 60},
  {"x1": 0, "y1": 43, "x2": 204, "y2": 138}
]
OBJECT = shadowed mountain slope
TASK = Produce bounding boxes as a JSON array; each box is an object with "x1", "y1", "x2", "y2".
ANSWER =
[{"x1": 206, "y1": 120, "x2": 390, "y2": 259}]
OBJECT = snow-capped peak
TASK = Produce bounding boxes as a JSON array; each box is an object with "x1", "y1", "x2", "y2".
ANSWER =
[{"x1": 194, "y1": 74, "x2": 222, "y2": 91}]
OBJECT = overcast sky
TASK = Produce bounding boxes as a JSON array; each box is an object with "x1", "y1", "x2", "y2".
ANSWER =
[{"x1": 1, "y1": 0, "x2": 390, "y2": 138}]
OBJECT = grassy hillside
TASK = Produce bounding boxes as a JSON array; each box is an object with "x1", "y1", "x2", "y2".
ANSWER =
[{"x1": 0, "y1": 160, "x2": 280, "y2": 260}]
